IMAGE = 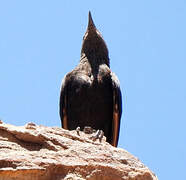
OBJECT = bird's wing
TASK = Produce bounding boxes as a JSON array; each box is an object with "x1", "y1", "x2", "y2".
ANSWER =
[
  {"x1": 111, "y1": 72, "x2": 122, "y2": 147},
  {"x1": 59, "y1": 75, "x2": 68, "y2": 129}
]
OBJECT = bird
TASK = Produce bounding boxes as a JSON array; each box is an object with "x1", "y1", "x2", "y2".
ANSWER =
[{"x1": 59, "y1": 11, "x2": 122, "y2": 147}]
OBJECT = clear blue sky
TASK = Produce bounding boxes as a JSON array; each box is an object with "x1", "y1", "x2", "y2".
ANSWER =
[{"x1": 0, "y1": 1, "x2": 185, "y2": 179}]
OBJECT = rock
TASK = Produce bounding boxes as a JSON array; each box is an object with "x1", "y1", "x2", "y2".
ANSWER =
[{"x1": 0, "y1": 121, "x2": 158, "y2": 180}]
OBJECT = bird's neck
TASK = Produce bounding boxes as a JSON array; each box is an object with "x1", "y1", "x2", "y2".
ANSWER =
[
  {"x1": 80, "y1": 52, "x2": 109, "y2": 67},
  {"x1": 79, "y1": 53, "x2": 109, "y2": 79}
]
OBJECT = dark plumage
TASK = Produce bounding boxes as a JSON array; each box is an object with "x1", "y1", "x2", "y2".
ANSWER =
[{"x1": 59, "y1": 12, "x2": 122, "y2": 147}]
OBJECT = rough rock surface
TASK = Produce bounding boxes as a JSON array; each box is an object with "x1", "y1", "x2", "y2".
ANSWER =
[{"x1": 0, "y1": 121, "x2": 158, "y2": 180}]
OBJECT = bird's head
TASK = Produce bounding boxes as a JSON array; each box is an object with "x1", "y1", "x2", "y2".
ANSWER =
[{"x1": 81, "y1": 11, "x2": 109, "y2": 66}]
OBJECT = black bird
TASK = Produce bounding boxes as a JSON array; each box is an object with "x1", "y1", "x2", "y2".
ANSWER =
[{"x1": 59, "y1": 12, "x2": 122, "y2": 147}]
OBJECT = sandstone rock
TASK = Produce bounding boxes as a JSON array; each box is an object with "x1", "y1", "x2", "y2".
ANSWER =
[{"x1": 0, "y1": 121, "x2": 158, "y2": 180}]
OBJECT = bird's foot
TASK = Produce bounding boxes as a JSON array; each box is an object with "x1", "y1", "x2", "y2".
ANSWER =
[
  {"x1": 90, "y1": 129, "x2": 104, "y2": 143},
  {"x1": 76, "y1": 126, "x2": 104, "y2": 143},
  {"x1": 76, "y1": 126, "x2": 96, "y2": 136}
]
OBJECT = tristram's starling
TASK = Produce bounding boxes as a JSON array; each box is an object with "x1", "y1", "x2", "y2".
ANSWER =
[{"x1": 59, "y1": 12, "x2": 122, "y2": 147}]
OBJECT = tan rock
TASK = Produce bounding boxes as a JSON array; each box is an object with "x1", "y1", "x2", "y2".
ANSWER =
[{"x1": 0, "y1": 121, "x2": 158, "y2": 180}]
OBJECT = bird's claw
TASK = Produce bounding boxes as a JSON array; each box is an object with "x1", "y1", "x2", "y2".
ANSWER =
[
  {"x1": 90, "y1": 129, "x2": 104, "y2": 143},
  {"x1": 76, "y1": 126, "x2": 80, "y2": 136},
  {"x1": 76, "y1": 126, "x2": 104, "y2": 143}
]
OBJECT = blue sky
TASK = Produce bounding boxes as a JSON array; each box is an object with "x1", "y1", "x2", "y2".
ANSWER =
[{"x1": 0, "y1": 1, "x2": 186, "y2": 179}]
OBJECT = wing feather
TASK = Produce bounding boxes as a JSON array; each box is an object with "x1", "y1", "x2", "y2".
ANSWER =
[
  {"x1": 59, "y1": 75, "x2": 68, "y2": 129},
  {"x1": 111, "y1": 72, "x2": 122, "y2": 147}
]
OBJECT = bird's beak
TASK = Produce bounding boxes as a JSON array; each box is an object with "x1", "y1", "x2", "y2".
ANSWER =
[{"x1": 88, "y1": 11, "x2": 96, "y2": 31}]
